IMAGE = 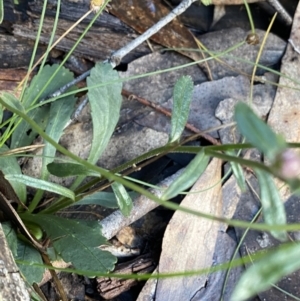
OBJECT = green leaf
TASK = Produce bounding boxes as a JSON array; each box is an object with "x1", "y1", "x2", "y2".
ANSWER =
[
  {"x1": 16, "y1": 239, "x2": 44, "y2": 284},
  {"x1": 286, "y1": 178, "x2": 300, "y2": 195},
  {"x1": 0, "y1": 105, "x2": 3, "y2": 124},
  {"x1": 231, "y1": 243, "x2": 300, "y2": 301},
  {"x1": 169, "y1": 76, "x2": 193, "y2": 143},
  {"x1": 76, "y1": 192, "x2": 118, "y2": 208},
  {"x1": 23, "y1": 220, "x2": 43, "y2": 240},
  {"x1": 0, "y1": 92, "x2": 25, "y2": 113},
  {"x1": 87, "y1": 63, "x2": 122, "y2": 161},
  {"x1": 70, "y1": 62, "x2": 122, "y2": 190},
  {"x1": 201, "y1": 0, "x2": 212, "y2": 5},
  {"x1": 31, "y1": 67, "x2": 77, "y2": 207},
  {"x1": 5, "y1": 174, "x2": 75, "y2": 200},
  {"x1": 227, "y1": 150, "x2": 246, "y2": 192},
  {"x1": 162, "y1": 150, "x2": 209, "y2": 200},
  {"x1": 22, "y1": 65, "x2": 73, "y2": 106},
  {"x1": 255, "y1": 169, "x2": 287, "y2": 241},
  {"x1": 2, "y1": 222, "x2": 18, "y2": 257},
  {"x1": 76, "y1": 191, "x2": 138, "y2": 208},
  {"x1": 111, "y1": 182, "x2": 133, "y2": 216},
  {"x1": 11, "y1": 65, "x2": 75, "y2": 149},
  {"x1": 0, "y1": 145, "x2": 26, "y2": 203},
  {"x1": 11, "y1": 105, "x2": 50, "y2": 149},
  {"x1": 47, "y1": 162, "x2": 100, "y2": 178},
  {"x1": 27, "y1": 214, "x2": 116, "y2": 272},
  {"x1": 40, "y1": 69, "x2": 77, "y2": 181},
  {"x1": 234, "y1": 102, "x2": 286, "y2": 161},
  {"x1": 0, "y1": 0, "x2": 3, "y2": 24}
]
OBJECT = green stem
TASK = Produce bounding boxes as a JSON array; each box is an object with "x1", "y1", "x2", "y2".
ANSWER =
[{"x1": 1, "y1": 98, "x2": 297, "y2": 232}]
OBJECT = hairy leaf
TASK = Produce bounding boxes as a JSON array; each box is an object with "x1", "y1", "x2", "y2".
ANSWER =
[
  {"x1": 227, "y1": 150, "x2": 246, "y2": 192},
  {"x1": 234, "y1": 102, "x2": 286, "y2": 161},
  {"x1": 11, "y1": 65, "x2": 75, "y2": 149},
  {"x1": 33, "y1": 74, "x2": 77, "y2": 204},
  {"x1": 87, "y1": 62, "x2": 122, "y2": 161},
  {"x1": 231, "y1": 243, "x2": 300, "y2": 301},
  {"x1": 16, "y1": 239, "x2": 44, "y2": 284},
  {"x1": 76, "y1": 191, "x2": 138, "y2": 208},
  {"x1": 0, "y1": 92, "x2": 25, "y2": 113},
  {"x1": 5, "y1": 174, "x2": 75, "y2": 200},
  {"x1": 70, "y1": 62, "x2": 122, "y2": 189},
  {"x1": 0, "y1": 0, "x2": 3, "y2": 24},
  {"x1": 2, "y1": 222, "x2": 18, "y2": 257},
  {"x1": 0, "y1": 145, "x2": 26, "y2": 203},
  {"x1": 47, "y1": 162, "x2": 100, "y2": 178},
  {"x1": 40, "y1": 69, "x2": 77, "y2": 180},
  {"x1": 169, "y1": 75, "x2": 193, "y2": 143},
  {"x1": 29, "y1": 214, "x2": 116, "y2": 272},
  {"x1": 255, "y1": 169, "x2": 287, "y2": 241}
]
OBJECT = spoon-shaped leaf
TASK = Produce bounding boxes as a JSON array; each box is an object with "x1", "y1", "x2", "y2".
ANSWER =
[
  {"x1": 234, "y1": 102, "x2": 286, "y2": 161},
  {"x1": 169, "y1": 75, "x2": 193, "y2": 143},
  {"x1": 231, "y1": 243, "x2": 300, "y2": 301},
  {"x1": 255, "y1": 169, "x2": 287, "y2": 242}
]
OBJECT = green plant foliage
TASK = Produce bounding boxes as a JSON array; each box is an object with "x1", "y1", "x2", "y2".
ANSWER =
[
  {"x1": 16, "y1": 239, "x2": 44, "y2": 285},
  {"x1": 0, "y1": 145, "x2": 26, "y2": 202},
  {"x1": 2, "y1": 222, "x2": 18, "y2": 257},
  {"x1": 76, "y1": 191, "x2": 119, "y2": 208},
  {"x1": 27, "y1": 214, "x2": 116, "y2": 272},
  {"x1": 47, "y1": 162, "x2": 101, "y2": 178},
  {"x1": 39, "y1": 81, "x2": 77, "y2": 180},
  {"x1": 231, "y1": 243, "x2": 300, "y2": 301},
  {"x1": 5, "y1": 174, "x2": 75, "y2": 200},
  {"x1": 162, "y1": 150, "x2": 209, "y2": 200},
  {"x1": 0, "y1": 105, "x2": 3, "y2": 124},
  {"x1": 111, "y1": 182, "x2": 133, "y2": 216},
  {"x1": 227, "y1": 150, "x2": 246, "y2": 192},
  {"x1": 11, "y1": 65, "x2": 75, "y2": 149},
  {"x1": 76, "y1": 191, "x2": 138, "y2": 208},
  {"x1": 255, "y1": 169, "x2": 287, "y2": 241},
  {"x1": 0, "y1": 92, "x2": 25, "y2": 113},
  {"x1": 87, "y1": 62, "x2": 122, "y2": 161},
  {"x1": 0, "y1": 0, "x2": 3, "y2": 24},
  {"x1": 76, "y1": 192, "x2": 118, "y2": 208},
  {"x1": 234, "y1": 102, "x2": 286, "y2": 161},
  {"x1": 70, "y1": 62, "x2": 122, "y2": 190},
  {"x1": 285, "y1": 178, "x2": 300, "y2": 195},
  {"x1": 169, "y1": 75, "x2": 193, "y2": 143},
  {"x1": 23, "y1": 220, "x2": 43, "y2": 240},
  {"x1": 31, "y1": 79, "x2": 77, "y2": 207},
  {"x1": 201, "y1": 0, "x2": 212, "y2": 5}
]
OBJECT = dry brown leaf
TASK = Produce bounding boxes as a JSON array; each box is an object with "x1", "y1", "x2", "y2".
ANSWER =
[{"x1": 155, "y1": 158, "x2": 222, "y2": 300}]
